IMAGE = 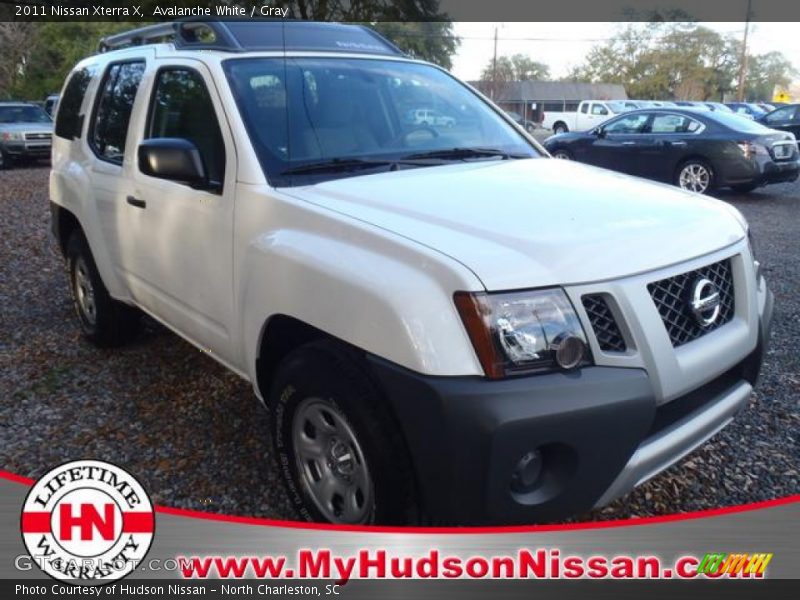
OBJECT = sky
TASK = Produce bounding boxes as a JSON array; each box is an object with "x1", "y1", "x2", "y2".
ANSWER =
[{"x1": 449, "y1": 22, "x2": 800, "y2": 86}]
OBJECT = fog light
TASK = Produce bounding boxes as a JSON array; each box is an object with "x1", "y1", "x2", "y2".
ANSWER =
[
  {"x1": 550, "y1": 333, "x2": 586, "y2": 370},
  {"x1": 510, "y1": 450, "x2": 543, "y2": 493}
]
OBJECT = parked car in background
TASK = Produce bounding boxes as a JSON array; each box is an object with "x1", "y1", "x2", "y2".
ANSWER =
[
  {"x1": 0, "y1": 102, "x2": 53, "y2": 169},
  {"x1": 704, "y1": 102, "x2": 733, "y2": 113},
  {"x1": 674, "y1": 101, "x2": 710, "y2": 110},
  {"x1": 756, "y1": 104, "x2": 800, "y2": 146},
  {"x1": 410, "y1": 108, "x2": 456, "y2": 128},
  {"x1": 726, "y1": 102, "x2": 768, "y2": 120},
  {"x1": 543, "y1": 108, "x2": 799, "y2": 194},
  {"x1": 542, "y1": 100, "x2": 632, "y2": 134},
  {"x1": 44, "y1": 94, "x2": 60, "y2": 117}
]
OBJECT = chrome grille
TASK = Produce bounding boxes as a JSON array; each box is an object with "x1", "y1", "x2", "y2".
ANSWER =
[
  {"x1": 582, "y1": 295, "x2": 626, "y2": 352},
  {"x1": 647, "y1": 259, "x2": 735, "y2": 347},
  {"x1": 24, "y1": 132, "x2": 51, "y2": 141}
]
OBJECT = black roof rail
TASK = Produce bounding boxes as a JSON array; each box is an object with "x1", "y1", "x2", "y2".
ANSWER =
[{"x1": 97, "y1": 19, "x2": 404, "y2": 57}]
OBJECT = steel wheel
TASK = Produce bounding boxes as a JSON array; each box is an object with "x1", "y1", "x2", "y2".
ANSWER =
[
  {"x1": 678, "y1": 162, "x2": 712, "y2": 194},
  {"x1": 292, "y1": 397, "x2": 374, "y2": 524},
  {"x1": 73, "y1": 256, "x2": 97, "y2": 326}
]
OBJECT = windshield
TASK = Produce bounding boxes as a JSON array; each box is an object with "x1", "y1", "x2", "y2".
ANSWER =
[
  {"x1": 0, "y1": 105, "x2": 52, "y2": 124},
  {"x1": 224, "y1": 57, "x2": 538, "y2": 185}
]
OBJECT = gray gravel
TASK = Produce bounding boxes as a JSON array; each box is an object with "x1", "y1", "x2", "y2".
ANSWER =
[{"x1": 0, "y1": 165, "x2": 797, "y2": 524}]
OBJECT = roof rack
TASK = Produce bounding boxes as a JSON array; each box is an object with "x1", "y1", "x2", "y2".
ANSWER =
[{"x1": 97, "y1": 19, "x2": 404, "y2": 57}]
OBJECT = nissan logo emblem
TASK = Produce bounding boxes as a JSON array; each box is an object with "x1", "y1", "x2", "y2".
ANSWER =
[{"x1": 689, "y1": 278, "x2": 721, "y2": 327}]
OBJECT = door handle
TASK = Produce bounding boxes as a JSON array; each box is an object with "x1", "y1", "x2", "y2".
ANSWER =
[
  {"x1": 126, "y1": 195, "x2": 146, "y2": 209},
  {"x1": 622, "y1": 141, "x2": 637, "y2": 145}
]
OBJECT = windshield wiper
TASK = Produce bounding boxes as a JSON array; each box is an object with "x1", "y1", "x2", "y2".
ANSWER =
[
  {"x1": 280, "y1": 158, "x2": 398, "y2": 176},
  {"x1": 403, "y1": 147, "x2": 529, "y2": 161}
]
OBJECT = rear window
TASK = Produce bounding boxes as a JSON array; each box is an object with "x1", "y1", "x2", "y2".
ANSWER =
[
  {"x1": 90, "y1": 61, "x2": 145, "y2": 163},
  {"x1": 55, "y1": 67, "x2": 95, "y2": 139},
  {"x1": 710, "y1": 112, "x2": 773, "y2": 133}
]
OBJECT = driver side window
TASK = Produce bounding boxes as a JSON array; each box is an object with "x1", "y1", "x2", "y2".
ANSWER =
[
  {"x1": 147, "y1": 67, "x2": 226, "y2": 187},
  {"x1": 603, "y1": 114, "x2": 650, "y2": 134}
]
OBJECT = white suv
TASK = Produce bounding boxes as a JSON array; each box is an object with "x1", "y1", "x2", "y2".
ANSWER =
[{"x1": 50, "y1": 20, "x2": 773, "y2": 525}]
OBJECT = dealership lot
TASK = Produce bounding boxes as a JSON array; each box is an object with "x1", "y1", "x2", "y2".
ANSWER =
[{"x1": 0, "y1": 165, "x2": 797, "y2": 523}]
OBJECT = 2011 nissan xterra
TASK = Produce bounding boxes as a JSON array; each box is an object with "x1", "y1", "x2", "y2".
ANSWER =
[{"x1": 49, "y1": 20, "x2": 773, "y2": 525}]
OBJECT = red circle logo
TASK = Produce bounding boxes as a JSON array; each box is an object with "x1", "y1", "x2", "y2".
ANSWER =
[{"x1": 21, "y1": 460, "x2": 154, "y2": 583}]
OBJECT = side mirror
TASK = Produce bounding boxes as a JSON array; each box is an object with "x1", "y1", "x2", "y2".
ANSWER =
[
  {"x1": 594, "y1": 127, "x2": 606, "y2": 138},
  {"x1": 138, "y1": 138, "x2": 210, "y2": 189}
]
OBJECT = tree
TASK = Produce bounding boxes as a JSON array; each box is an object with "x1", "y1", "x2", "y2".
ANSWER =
[
  {"x1": 0, "y1": 22, "x2": 37, "y2": 99},
  {"x1": 567, "y1": 22, "x2": 795, "y2": 102},
  {"x1": 478, "y1": 54, "x2": 550, "y2": 100},
  {"x1": 480, "y1": 54, "x2": 551, "y2": 83},
  {"x1": 746, "y1": 51, "x2": 798, "y2": 101},
  {"x1": 372, "y1": 21, "x2": 459, "y2": 69}
]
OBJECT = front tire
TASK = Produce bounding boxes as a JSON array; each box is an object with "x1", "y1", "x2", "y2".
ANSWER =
[
  {"x1": 66, "y1": 231, "x2": 141, "y2": 347},
  {"x1": 270, "y1": 341, "x2": 418, "y2": 525},
  {"x1": 675, "y1": 159, "x2": 715, "y2": 194},
  {"x1": 552, "y1": 149, "x2": 573, "y2": 160}
]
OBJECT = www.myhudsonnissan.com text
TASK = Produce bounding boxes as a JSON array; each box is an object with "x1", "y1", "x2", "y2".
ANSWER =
[{"x1": 15, "y1": 549, "x2": 774, "y2": 581}]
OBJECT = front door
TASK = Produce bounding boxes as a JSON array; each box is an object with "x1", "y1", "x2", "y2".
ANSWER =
[{"x1": 120, "y1": 61, "x2": 237, "y2": 363}]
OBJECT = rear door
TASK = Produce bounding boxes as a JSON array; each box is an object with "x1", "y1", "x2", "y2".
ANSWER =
[
  {"x1": 637, "y1": 113, "x2": 705, "y2": 182},
  {"x1": 85, "y1": 58, "x2": 148, "y2": 289},
  {"x1": 119, "y1": 60, "x2": 237, "y2": 363}
]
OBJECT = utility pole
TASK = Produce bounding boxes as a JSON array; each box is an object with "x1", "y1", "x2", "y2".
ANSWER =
[
  {"x1": 491, "y1": 25, "x2": 498, "y2": 100},
  {"x1": 736, "y1": 0, "x2": 753, "y2": 102}
]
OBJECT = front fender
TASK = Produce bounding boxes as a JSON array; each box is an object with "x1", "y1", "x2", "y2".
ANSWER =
[{"x1": 235, "y1": 185, "x2": 486, "y2": 381}]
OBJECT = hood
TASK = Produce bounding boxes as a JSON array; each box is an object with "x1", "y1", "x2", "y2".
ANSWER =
[{"x1": 289, "y1": 159, "x2": 745, "y2": 291}]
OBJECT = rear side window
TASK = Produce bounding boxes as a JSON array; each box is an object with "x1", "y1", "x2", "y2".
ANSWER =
[
  {"x1": 580, "y1": 104, "x2": 588, "y2": 114},
  {"x1": 55, "y1": 67, "x2": 95, "y2": 139},
  {"x1": 90, "y1": 61, "x2": 145, "y2": 163},
  {"x1": 146, "y1": 68, "x2": 226, "y2": 185}
]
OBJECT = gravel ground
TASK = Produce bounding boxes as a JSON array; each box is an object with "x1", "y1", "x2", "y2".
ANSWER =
[{"x1": 0, "y1": 165, "x2": 797, "y2": 524}]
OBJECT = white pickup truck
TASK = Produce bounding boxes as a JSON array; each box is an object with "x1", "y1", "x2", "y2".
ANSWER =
[{"x1": 543, "y1": 100, "x2": 633, "y2": 134}]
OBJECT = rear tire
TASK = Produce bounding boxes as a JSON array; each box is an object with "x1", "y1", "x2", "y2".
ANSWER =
[
  {"x1": 675, "y1": 159, "x2": 715, "y2": 194},
  {"x1": 553, "y1": 123, "x2": 568, "y2": 135},
  {"x1": 66, "y1": 231, "x2": 141, "y2": 347},
  {"x1": 269, "y1": 340, "x2": 419, "y2": 525},
  {"x1": 731, "y1": 183, "x2": 759, "y2": 193}
]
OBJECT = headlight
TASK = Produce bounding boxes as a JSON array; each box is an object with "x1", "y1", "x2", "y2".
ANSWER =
[
  {"x1": 455, "y1": 288, "x2": 591, "y2": 379},
  {"x1": 1, "y1": 131, "x2": 23, "y2": 141}
]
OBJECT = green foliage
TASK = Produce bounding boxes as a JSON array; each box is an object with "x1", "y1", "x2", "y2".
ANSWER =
[
  {"x1": 567, "y1": 22, "x2": 796, "y2": 102},
  {"x1": 1, "y1": 1, "x2": 458, "y2": 100},
  {"x1": 745, "y1": 51, "x2": 798, "y2": 101},
  {"x1": 480, "y1": 54, "x2": 551, "y2": 83},
  {"x1": 1, "y1": 23, "x2": 130, "y2": 100},
  {"x1": 371, "y1": 22, "x2": 459, "y2": 69}
]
